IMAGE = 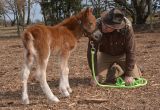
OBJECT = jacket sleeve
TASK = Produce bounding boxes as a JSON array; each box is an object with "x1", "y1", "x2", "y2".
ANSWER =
[{"x1": 125, "y1": 25, "x2": 136, "y2": 77}]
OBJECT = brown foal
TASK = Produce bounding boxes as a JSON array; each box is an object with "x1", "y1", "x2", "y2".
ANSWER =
[{"x1": 21, "y1": 7, "x2": 96, "y2": 104}]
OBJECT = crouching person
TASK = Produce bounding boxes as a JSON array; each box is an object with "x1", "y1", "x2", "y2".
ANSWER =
[{"x1": 87, "y1": 8, "x2": 142, "y2": 86}]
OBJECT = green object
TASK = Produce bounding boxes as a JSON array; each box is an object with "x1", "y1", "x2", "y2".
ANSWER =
[{"x1": 91, "y1": 47, "x2": 147, "y2": 88}]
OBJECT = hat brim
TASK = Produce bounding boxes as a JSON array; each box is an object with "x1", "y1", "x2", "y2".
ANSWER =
[{"x1": 101, "y1": 11, "x2": 126, "y2": 30}]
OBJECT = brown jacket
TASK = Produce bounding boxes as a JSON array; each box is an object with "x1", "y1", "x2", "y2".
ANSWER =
[{"x1": 87, "y1": 17, "x2": 136, "y2": 76}]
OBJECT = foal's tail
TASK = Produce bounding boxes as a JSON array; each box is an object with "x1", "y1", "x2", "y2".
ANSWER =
[{"x1": 21, "y1": 31, "x2": 36, "y2": 68}]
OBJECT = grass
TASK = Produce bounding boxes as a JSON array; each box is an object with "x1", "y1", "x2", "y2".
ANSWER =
[{"x1": 0, "y1": 26, "x2": 21, "y2": 37}]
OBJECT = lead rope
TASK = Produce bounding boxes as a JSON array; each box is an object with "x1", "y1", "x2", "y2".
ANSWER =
[{"x1": 90, "y1": 41, "x2": 148, "y2": 88}]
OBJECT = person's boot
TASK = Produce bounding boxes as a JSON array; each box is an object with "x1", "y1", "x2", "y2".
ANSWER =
[{"x1": 105, "y1": 63, "x2": 124, "y2": 84}]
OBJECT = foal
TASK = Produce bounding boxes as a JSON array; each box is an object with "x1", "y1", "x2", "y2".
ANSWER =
[{"x1": 21, "y1": 7, "x2": 96, "y2": 104}]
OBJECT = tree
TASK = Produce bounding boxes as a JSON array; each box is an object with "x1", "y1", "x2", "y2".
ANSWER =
[
  {"x1": 85, "y1": 0, "x2": 116, "y2": 18},
  {"x1": 26, "y1": 0, "x2": 38, "y2": 25},
  {"x1": 89, "y1": 0, "x2": 106, "y2": 18},
  {"x1": 16, "y1": 0, "x2": 25, "y2": 26},
  {"x1": 114, "y1": 0, "x2": 152, "y2": 24},
  {"x1": 1, "y1": 0, "x2": 18, "y2": 26},
  {"x1": 0, "y1": 1, "x2": 3, "y2": 19},
  {"x1": 132, "y1": 0, "x2": 151, "y2": 24},
  {"x1": 0, "y1": 1, "x2": 2, "y2": 16},
  {"x1": 0, "y1": 1, "x2": 5, "y2": 26},
  {"x1": 26, "y1": 0, "x2": 31, "y2": 25},
  {"x1": 40, "y1": 0, "x2": 82, "y2": 25}
]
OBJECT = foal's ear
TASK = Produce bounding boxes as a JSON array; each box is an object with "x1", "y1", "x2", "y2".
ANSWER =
[
  {"x1": 85, "y1": 7, "x2": 93, "y2": 15},
  {"x1": 89, "y1": 7, "x2": 94, "y2": 13}
]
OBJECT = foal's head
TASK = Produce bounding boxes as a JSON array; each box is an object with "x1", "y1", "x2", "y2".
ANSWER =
[{"x1": 78, "y1": 7, "x2": 96, "y2": 34}]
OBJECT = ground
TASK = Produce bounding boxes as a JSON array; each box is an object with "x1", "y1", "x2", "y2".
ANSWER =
[{"x1": 0, "y1": 26, "x2": 160, "y2": 110}]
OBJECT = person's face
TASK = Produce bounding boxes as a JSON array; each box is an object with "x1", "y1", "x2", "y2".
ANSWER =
[
  {"x1": 102, "y1": 26, "x2": 115, "y2": 33},
  {"x1": 102, "y1": 23, "x2": 115, "y2": 33}
]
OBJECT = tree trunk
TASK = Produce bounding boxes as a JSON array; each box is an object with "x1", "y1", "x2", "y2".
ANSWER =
[
  {"x1": 134, "y1": 0, "x2": 150, "y2": 24},
  {"x1": 136, "y1": 13, "x2": 146, "y2": 24},
  {"x1": 114, "y1": 0, "x2": 150, "y2": 24},
  {"x1": 27, "y1": 0, "x2": 31, "y2": 25},
  {"x1": 16, "y1": 11, "x2": 20, "y2": 36},
  {"x1": 2, "y1": 14, "x2": 7, "y2": 27},
  {"x1": 149, "y1": 0, "x2": 153, "y2": 31},
  {"x1": 40, "y1": 1, "x2": 49, "y2": 25},
  {"x1": 16, "y1": 0, "x2": 25, "y2": 30}
]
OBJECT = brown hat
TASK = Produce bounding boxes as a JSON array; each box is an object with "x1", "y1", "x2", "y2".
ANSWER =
[{"x1": 101, "y1": 8, "x2": 125, "y2": 29}]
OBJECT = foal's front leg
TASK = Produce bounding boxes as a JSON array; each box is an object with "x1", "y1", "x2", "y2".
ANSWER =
[{"x1": 59, "y1": 52, "x2": 72, "y2": 97}]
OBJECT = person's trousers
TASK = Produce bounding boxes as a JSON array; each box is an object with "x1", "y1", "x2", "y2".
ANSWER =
[{"x1": 97, "y1": 52, "x2": 142, "y2": 83}]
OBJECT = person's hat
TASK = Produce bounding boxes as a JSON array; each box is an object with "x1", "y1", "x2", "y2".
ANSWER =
[{"x1": 101, "y1": 8, "x2": 125, "y2": 30}]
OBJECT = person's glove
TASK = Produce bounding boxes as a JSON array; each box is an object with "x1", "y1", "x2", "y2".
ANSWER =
[
  {"x1": 124, "y1": 76, "x2": 135, "y2": 85},
  {"x1": 91, "y1": 30, "x2": 102, "y2": 42}
]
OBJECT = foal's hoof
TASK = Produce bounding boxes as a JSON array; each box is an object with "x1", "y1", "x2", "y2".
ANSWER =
[
  {"x1": 60, "y1": 90, "x2": 70, "y2": 97},
  {"x1": 49, "y1": 96, "x2": 60, "y2": 103},
  {"x1": 22, "y1": 98, "x2": 29, "y2": 105},
  {"x1": 67, "y1": 87, "x2": 72, "y2": 93}
]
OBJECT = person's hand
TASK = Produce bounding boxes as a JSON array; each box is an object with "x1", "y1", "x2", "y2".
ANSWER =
[{"x1": 124, "y1": 76, "x2": 135, "y2": 85}]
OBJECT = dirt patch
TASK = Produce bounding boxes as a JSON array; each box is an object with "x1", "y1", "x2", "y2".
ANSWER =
[{"x1": 0, "y1": 31, "x2": 160, "y2": 109}]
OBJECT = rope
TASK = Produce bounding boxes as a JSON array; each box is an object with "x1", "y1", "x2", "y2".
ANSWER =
[{"x1": 90, "y1": 43, "x2": 147, "y2": 88}]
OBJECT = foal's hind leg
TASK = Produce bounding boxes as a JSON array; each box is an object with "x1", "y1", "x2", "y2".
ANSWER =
[
  {"x1": 59, "y1": 51, "x2": 72, "y2": 97},
  {"x1": 36, "y1": 52, "x2": 59, "y2": 102},
  {"x1": 21, "y1": 51, "x2": 34, "y2": 104}
]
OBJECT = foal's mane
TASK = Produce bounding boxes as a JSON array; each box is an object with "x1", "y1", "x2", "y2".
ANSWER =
[{"x1": 56, "y1": 9, "x2": 86, "y2": 29}]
